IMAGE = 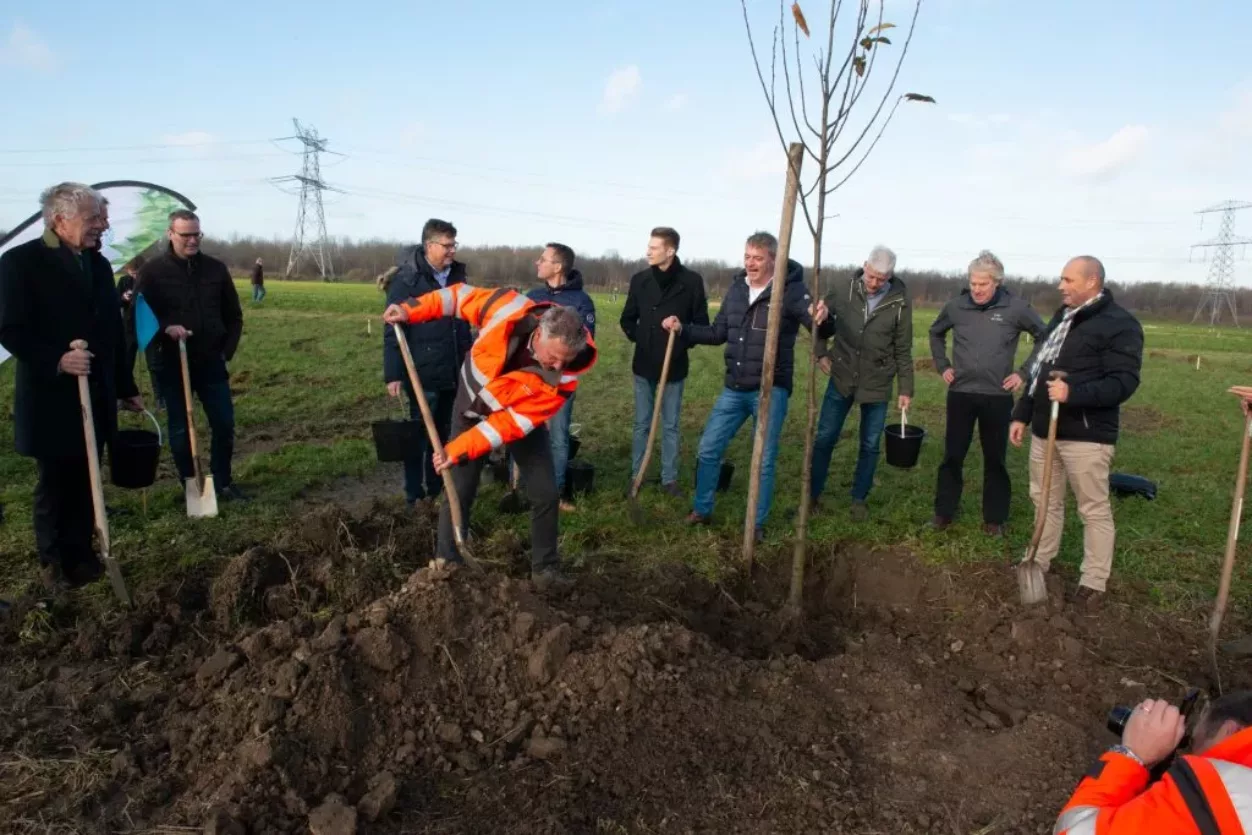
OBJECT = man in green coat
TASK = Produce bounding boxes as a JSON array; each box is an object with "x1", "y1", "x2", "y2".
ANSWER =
[{"x1": 810, "y1": 245, "x2": 913, "y2": 520}]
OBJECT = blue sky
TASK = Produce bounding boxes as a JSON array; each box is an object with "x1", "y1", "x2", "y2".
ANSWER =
[{"x1": 1, "y1": 0, "x2": 1250, "y2": 285}]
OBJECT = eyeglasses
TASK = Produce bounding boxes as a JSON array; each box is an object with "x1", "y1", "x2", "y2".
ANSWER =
[
  {"x1": 172, "y1": 231, "x2": 203, "y2": 240},
  {"x1": 432, "y1": 240, "x2": 458, "y2": 250}
]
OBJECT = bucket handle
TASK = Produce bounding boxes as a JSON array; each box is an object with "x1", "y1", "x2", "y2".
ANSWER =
[
  {"x1": 900, "y1": 407, "x2": 908, "y2": 439},
  {"x1": 122, "y1": 408, "x2": 163, "y2": 446}
]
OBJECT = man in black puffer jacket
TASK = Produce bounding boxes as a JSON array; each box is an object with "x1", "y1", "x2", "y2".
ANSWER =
[
  {"x1": 382, "y1": 218, "x2": 472, "y2": 507},
  {"x1": 1010, "y1": 255, "x2": 1143, "y2": 609},
  {"x1": 663, "y1": 231, "x2": 827, "y2": 535},
  {"x1": 137, "y1": 209, "x2": 245, "y2": 501}
]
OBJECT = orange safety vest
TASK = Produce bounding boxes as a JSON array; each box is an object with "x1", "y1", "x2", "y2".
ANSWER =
[
  {"x1": 1055, "y1": 727, "x2": 1252, "y2": 834},
  {"x1": 400, "y1": 284, "x2": 597, "y2": 463}
]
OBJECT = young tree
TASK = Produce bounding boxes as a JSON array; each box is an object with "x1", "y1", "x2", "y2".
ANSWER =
[{"x1": 739, "y1": 0, "x2": 934, "y2": 610}]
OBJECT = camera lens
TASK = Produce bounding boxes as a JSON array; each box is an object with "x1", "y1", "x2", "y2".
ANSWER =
[{"x1": 1108, "y1": 705, "x2": 1133, "y2": 736}]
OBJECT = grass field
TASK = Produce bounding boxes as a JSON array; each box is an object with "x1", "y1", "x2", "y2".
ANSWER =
[{"x1": 3, "y1": 279, "x2": 1252, "y2": 618}]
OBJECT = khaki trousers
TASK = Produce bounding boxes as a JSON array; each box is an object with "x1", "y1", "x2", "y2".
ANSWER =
[{"x1": 1028, "y1": 437, "x2": 1117, "y2": 591}]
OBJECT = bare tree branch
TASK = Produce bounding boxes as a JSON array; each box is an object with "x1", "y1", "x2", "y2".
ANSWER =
[
  {"x1": 827, "y1": 0, "x2": 922, "y2": 171},
  {"x1": 778, "y1": 0, "x2": 824, "y2": 157},
  {"x1": 791, "y1": 2, "x2": 823, "y2": 141}
]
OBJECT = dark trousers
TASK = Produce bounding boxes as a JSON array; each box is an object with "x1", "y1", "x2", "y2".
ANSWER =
[
  {"x1": 125, "y1": 339, "x2": 162, "y2": 404},
  {"x1": 158, "y1": 360, "x2": 236, "y2": 487},
  {"x1": 438, "y1": 404, "x2": 559, "y2": 573},
  {"x1": 34, "y1": 452, "x2": 98, "y2": 570},
  {"x1": 934, "y1": 390, "x2": 1014, "y2": 524},
  {"x1": 403, "y1": 387, "x2": 455, "y2": 502}
]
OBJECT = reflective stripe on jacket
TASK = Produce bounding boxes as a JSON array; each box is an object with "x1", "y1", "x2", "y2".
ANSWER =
[
  {"x1": 1055, "y1": 727, "x2": 1252, "y2": 834},
  {"x1": 400, "y1": 285, "x2": 597, "y2": 463}
]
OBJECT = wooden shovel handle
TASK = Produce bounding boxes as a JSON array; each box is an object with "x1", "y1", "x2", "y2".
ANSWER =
[
  {"x1": 69, "y1": 340, "x2": 131, "y2": 606},
  {"x1": 392, "y1": 324, "x2": 473, "y2": 561},
  {"x1": 1026, "y1": 370, "x2": 1068, "y2": 560},
  {"x1": 177, "y1": 339, "x2": 203, "y2": 485},
  {"x1": 1212, "y1": 414, "x2": 1252, "y2": 643},
  {"x1": 631, "y1": 327, "x2": 677, "y2": 498}
]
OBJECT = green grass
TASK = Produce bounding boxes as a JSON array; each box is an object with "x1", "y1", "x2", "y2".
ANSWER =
[{"x1": 3, "y1": 279, "x2": 1251, "y2": 617}]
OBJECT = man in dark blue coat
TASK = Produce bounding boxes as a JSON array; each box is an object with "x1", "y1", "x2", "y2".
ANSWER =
[
  {"x1": 382, "y1": 218, "x2": 472, "y2": 507},
  {"x1": 663, "y1": 231, "x2": 828, "y2": 536},
  {"x1": 0, "y1": 182, "x2": 142, "y2": 589},
  {"x1": 526, "y1": 242, "x2": 595, "y2": 509}
]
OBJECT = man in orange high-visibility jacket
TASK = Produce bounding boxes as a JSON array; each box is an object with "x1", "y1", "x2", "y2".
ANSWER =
[
  {"x1": 383, "y1": 285, "x2": 597, "y2": 591},
  {"x1": 1055, "y1": 691, "x2": 1252, "y2": 834}
]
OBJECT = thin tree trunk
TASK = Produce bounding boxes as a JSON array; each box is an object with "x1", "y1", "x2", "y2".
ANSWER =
[
  {"x1": 789, "y1": 255, "x2": 823, "y2": 610},
  {"x1": 743, "y1": 142, "x2": 805, "y2": 569}
]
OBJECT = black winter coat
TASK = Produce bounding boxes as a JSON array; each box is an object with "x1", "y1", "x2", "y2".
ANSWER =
[
  {"x1": 383, "y1": 248, "x2": 471, "y2": 392},
  {"x1": 0, "y1": 229, "x2": 138, "y2": 459},
  {"x1": 686, "y1": 259, "x2": 816, "y2": 392},
  {"x1": 1012, "y1": 290, "x2": 1143, "y2": 445},
  {"x1": 620, "y1": 258, "x2": 709, "y2": 382},
  {"x1": 137, "y1": 245, "x2": 243, "y2": 374}
]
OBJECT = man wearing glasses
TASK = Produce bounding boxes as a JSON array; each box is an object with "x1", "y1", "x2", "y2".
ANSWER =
[
  {"x1": 137, "y1": 210, "x2": 246, "y2": 501},
  {"x1": 382, "y1": 218, "x2": 471, "y2": 510}
]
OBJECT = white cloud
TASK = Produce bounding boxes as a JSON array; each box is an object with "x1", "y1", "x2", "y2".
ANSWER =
[
  {"x1": 664, "y1": 93, "x2": 688, "y2": 112},
  {"x1": 599, "y1": 65, "x2": 642, "y2": 115},
  {"x1": 161, "y1": 131, "x2": 217, "y2": 147},
  {"x1": 1057, "y1": 125, "x2": 1149, "y2": 180},
  {"x1": 1218, "y1": 86, "x2": 1252, "y2": 139},
  {"x1": 0, "y1": 23, "x2": 56, "y2": 73},
  {"x1": 720, "y1": 139, "x2": 787, "y2": 182},
  {"x1": 397, "y1": 122, "x2": 425, "y2": 147}
]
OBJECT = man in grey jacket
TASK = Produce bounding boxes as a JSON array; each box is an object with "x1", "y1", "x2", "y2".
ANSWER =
[
  {"x1": 811, "y1": 245, "x2": 913, "y2": 521},
  {"x1": 929, "y1": 250, "x2": 1045, "y2": 535}
]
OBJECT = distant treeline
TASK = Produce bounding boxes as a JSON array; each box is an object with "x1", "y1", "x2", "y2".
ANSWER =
[{"x1": 191, "y1": 235, "x2": 1228, "y2": 321}]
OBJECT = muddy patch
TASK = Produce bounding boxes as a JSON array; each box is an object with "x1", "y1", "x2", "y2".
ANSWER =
[{"x1": 1, "y1": 504, "x2": 1247, "y2": 835}]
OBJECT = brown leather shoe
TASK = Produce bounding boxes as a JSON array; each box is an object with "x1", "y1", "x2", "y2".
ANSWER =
[
  {"x1": 930, "y1": 515, "x2": 952, "y2": 531},
  {"x1": 685, "y1": 512, "x2": 710, "y2": 526},
  {"x1": 983, "y1": 523, "x2": 1006, "y2": 537},
  {"x1": 1072, "y1": 585, "x2": 1104, "y2": 612}
]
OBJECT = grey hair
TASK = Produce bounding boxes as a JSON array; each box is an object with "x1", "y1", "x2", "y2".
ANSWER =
[
  {"x1": 40, "y1": 182, "x2": 103, "y2": 226},
  {"x1": 745, "y1": 231, "x2": 778, "y2": 256},
  {"x1": 867, "y1": 245, "x2": 897, "y2": 275},
  {"x1": 538, "y1": 305, "x2": 588, "y2": 352},
  {"x1": 968, "y1": 249, "x2": 1005, "y2": 283}
]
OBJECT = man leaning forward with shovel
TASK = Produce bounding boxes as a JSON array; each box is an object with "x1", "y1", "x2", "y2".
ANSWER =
[
  {"x1": 383, "y1": 285, "x2": 597, "y2": 592},
  {"x1": 1009, "y1": 256, "x2": 1143, "y2": 610}
]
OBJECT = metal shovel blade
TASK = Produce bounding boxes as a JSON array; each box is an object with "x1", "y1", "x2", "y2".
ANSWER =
[
  {"x1": 1017, "y1": 559, "x2": 1048, "y2": 606},
  {"x1": 185, "y1": 474, "x2": 219, "y2": 518}
]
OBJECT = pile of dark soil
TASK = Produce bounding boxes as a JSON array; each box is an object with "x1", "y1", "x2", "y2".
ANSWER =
[{"x1": 0, "y1": 504, "x2": 1245, "y2": 835}]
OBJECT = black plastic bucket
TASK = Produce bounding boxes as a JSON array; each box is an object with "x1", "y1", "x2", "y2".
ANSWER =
[
  {"x1": 717, "y1": 461, "x2": 734, "y2": 492},
  {"x1": 883, "y1": 423, "x2": 925, "y2": 468},
  {"x1": 110, "y1": 410, "x2": 162, "y2": 489},
  {"x1": 371, "y1": 419, "x2": 422, "y2": 462},
  {"x1": 564, "y1": 460, "x2": 595, "y2": 500}
]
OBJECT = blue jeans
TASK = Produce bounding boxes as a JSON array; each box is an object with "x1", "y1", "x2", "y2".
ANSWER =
[
  {"x1": 159, "y1": 360, "x2": 236, "y2": 487},
  {"x1": 547, "y1": 393, "x2": 575, "y2": 494},
  {"x1": 810, "y1": 380, "x2": 888, "y2": 502},
  {"x1": 252, "y1": 285, "x2": 266, "y2": 302},
  {"x1": 693, "y1": 386, "x2": 790, "y2": 526},
  {"x1": 404, "y1": 387, "x2": 454, "y2": 502},
  {"x1": 632, "y1": 375, "x2": 685, "y2": 485}
]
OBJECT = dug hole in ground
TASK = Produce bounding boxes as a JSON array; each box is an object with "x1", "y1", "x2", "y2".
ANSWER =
[{"x1": 1, "y1": 499, "x2": 1245, "y2": 835}]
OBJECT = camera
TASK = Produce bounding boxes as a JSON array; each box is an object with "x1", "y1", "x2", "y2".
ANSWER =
[
  {"x1": 1107, "y1": 689, "x2": 1201, "y2": 738},
  {"x1": 1106, "y1": 689, "x2": 1202, "y2": 780}
]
